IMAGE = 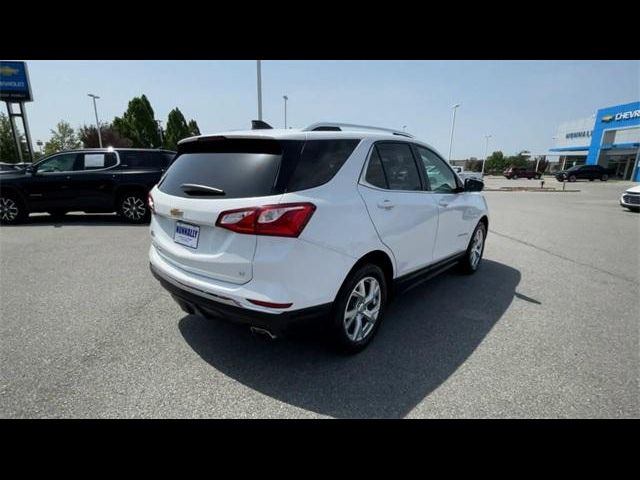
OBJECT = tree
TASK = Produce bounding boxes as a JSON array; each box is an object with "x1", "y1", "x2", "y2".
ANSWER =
[
  {"x1": 78, "y1": 123, "x2": 133, "y2": 148},
  {"x1": 188, "y1": 119, "x2": 201, "y2": 136},
  {"x1": 164, "y1": 108, "x2": 191, "y2": 150},
  {"x1": 112, "y1": 94, "x2": 161, "y2": 148},
  {"x1": 43, "y1": 120, "x2": 80, "y2": 156},
  {"x1": 484, "y1": 151, "x2": 506, "y2": 173},
  {"x1": 0, "y1": 113, "x2": 23, "y2": 163}
]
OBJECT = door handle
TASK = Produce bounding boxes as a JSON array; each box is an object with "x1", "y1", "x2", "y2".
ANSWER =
[
  {"x1": 65, "y1": 176, "x2": 71, "y2": 180},
  {"x1": 377, "y1": 199, "x2": 395, "y2": 210},
  {"x1": 438, "y1": 199, "x2": 450, "y2": 207}
]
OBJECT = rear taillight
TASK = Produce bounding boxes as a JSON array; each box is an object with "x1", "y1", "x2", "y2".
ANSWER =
[
  {"x1": 148, "y1": 193, "x2": 155, "y2": 213},
  {"x1": 216, "y1": 202, "x2": 316, "y2": 237}
]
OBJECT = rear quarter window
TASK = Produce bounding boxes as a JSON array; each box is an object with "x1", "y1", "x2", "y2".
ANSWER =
[
  {"x1": 118, "y1": 151, "x2": 167, "y2": 169},
  {"x1": 282, "y1": 139, "x2": 360, "y2": 192}
]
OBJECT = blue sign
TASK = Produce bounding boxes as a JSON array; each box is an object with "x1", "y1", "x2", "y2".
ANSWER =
[{"x1": 0, "y1": 61, "x2": 33, "y2": 102}]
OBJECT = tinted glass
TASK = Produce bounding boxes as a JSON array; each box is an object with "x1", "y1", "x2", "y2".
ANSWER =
[
  {"x1": 375, "y1": 143, "x2": 421, "y2": 191},
  {"x1": 160, "y1": 139, "x2": 288, "y2": 199},
  {"x1": 365, "y1": 148, "x2": 387, "y2": 188},
  {"x1": 415, "y1": 146, "x2": 457, "y2": 193},
  {"x1": 284, "y1": 140, "x2": 359, "y2": 192},
  {"x1": 118, "y1": 151, "x2": 166, "y2": 169},
  {"x1": 37, "y1": 153, "x2": 78, "y2": 173},
  {"x1": 163, "y1": 152, "x2": 176, "y2": 166}
]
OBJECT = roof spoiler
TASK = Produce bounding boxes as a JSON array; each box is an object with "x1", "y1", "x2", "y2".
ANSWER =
[{"x1": 251, "y1": 120, "x2": 273, "y2": 130}]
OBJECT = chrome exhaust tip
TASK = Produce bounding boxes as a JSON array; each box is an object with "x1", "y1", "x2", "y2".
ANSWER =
[{"x1": 250, "y1": 326, "x2": 278, "y2": 340}]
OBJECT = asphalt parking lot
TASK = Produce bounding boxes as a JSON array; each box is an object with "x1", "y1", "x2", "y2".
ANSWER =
[{"x1": 1, "y1": 176, "x2": 638, "y2": 418}]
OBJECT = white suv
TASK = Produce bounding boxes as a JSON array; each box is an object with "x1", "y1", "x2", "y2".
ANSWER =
[{"x1": 148, "y1": 122, "x2": 489, "y2": 352}]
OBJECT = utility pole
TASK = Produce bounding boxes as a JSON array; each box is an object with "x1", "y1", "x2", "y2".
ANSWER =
[
  {"x1": 257, "y1": 60, "x2": 263, "y2": 121},
  {"x1": 481, "y1": 134, "x2": 492, "y2": 176},
  {"x1": 88, "y1": 94, "x2": 102, "y2": 148},
  {"x1": 283, "y1": 95, "x2": 288, "y2": 129},
  {"x1": 448, "y1": 103, "x2": 461, "y2": 162}
]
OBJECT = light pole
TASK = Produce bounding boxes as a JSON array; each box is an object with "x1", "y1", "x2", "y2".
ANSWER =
[
  {"x1": 447, "y1": 103, "x2": 461, "y2": 162},
  {"x1": 283, "y1": 95, "x2": 288, "y2": 129},
  {"x1": 87, "y1": 94, "x2": 103, "y2": 148},
  {"x1": 36, "y1": 140, "x2": 43, "y2": 154},
  {"x1": 156, "y1": 120, "x2": 164, "y2": 146},
  {"x1": 481, "y1": 134, "x2": 492, "y2": 176},
  {"x1": 256, "y1": 60, "x2": 263, "y2": 121}
]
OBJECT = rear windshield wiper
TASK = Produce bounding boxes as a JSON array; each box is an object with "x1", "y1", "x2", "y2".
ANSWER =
[{"x1": 180, "y1": 183, "x2": 226, "y2": 196}]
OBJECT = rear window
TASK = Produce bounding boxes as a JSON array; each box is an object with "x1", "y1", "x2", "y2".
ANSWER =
[{"x1": 159, "y1": 138, "x2": 359, "y2": 199}]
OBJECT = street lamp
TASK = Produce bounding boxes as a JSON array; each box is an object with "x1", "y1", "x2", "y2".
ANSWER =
[
  {"x1": 481, "y1": 134, "x2": 492, "y2": 176},
  {"x1": 87, "y1": 94, "x2": 103, "y2": 148},
  {"x1": 156, "y1": 120, "x2": 164, "y2": 145},
  {"x1": 256, "y1": 60, "x2": 263, "y2": 121},
  {"x1": 36, "y1": 140, "x2": 43, "y2": 154},
  {"x1": 447, "y1": 103, "x2": 461, "y2": 162},
  {"x1": 283, "y1": 95, "x2": 288, "y2": 129},
  {"x1": 402, "y1": 125, "x2": 407, "y2": 132}
]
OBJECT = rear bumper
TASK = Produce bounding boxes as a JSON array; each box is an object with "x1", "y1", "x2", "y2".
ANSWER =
[{"x1": 150, "y1": 263, "x2": 332, "y2": 335}]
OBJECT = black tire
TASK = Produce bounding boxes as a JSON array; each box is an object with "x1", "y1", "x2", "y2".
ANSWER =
[
  {"x1": 118, "y1": 192, "x2": 150, "y2": 224},
  {"x1": 47, "y1": 210, "x2": 67, "y2": 219},
  {"x1": 330, "y1": 264, "x2": 388, "y2": 354},
  {"x1": 535, "y1": 174, "x2": 542, "y2": 180},
  {"x1": 589, "y1": 178, "x2": 594, "y2": 181},
  {"x1": 568, "y1": 175, "x2": 577, "y2": 182},
  {"x1": 600, "y1": 174, "x2": 608, "y2": 181},
  {"x1": 512, "y1": 175, "x2": 518, "y2": 180},
  {"x1": 0, "y1": 194, "x2": 28, "y2": 225},
  {"x1": 459, "y1": 221, "x2": 487, "y2": 275}
]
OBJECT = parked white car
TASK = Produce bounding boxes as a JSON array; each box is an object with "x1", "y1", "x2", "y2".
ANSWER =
[
  {"x1": 620, "y1": 184, "x2": 640, "y2": 212},
  {"x1": 148, "y1": 122, "x2": 489, "y2": 352},
  {"x1": 452, "y1": 165, "x2": 483, "y2": 183}
]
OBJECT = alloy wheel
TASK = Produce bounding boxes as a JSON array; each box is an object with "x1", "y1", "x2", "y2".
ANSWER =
[
  {"x1": 470, "y1": 227, "x2": 484, "y2": 269},
  {"x1": 0, "y1": 197, "x2": 19, "y2": 222},
  {"x1": 122, "y1": 196, "x2": 146, "y2": 220},
  {"x1": 343, "y1": 276, "x2": 381, "y2": 343}
]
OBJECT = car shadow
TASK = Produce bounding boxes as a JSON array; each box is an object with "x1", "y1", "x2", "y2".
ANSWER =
[
  {"x1": 10, "y1": 213, "x2": 149, "y2": 227},
  {"x1": 178, "y1": 259, "x2": 520, "y2": 418}
]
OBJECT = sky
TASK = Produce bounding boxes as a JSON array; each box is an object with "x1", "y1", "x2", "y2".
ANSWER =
[{"x1": 13, "y1": 60, "x2": 640, "y2": 159}]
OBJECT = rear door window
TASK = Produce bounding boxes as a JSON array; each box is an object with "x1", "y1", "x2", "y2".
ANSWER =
[
  {"x1": 80, "y1": 152, "x2": 117, "y2": 170},
  {"x1": 364, "y1": 148, "x2": 388, "y2": 188},
  {"x1": 375, "y1": 143, "x2": 422, "y2": 191}
]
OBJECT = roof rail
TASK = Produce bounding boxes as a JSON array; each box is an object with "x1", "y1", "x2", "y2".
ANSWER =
[{"x1": 303, "y1": 122, "x2": 414, "y2": 138}]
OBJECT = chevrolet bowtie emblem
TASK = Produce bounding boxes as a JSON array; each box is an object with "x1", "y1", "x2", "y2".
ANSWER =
[{"x1": 170, "y1": 208, "x2": 183, "y2": 217}]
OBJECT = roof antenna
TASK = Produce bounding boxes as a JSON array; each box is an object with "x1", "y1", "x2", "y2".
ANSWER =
[{"x1": 251, "y1": 120, "x2": 273, "y2": 130}]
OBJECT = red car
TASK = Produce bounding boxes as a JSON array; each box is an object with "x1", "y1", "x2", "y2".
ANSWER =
[{"x1": 503, "y1": 167, "x2": 541, "y2": 180}]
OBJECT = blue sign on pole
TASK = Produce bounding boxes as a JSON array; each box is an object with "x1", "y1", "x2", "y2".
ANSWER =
[{"x1": 0, "y1": 61, "x2": 33, "y2": 102}]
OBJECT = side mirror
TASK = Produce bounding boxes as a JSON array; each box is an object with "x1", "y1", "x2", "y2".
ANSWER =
[
  {"x1": 26, "y1": 165, "x2": 35, "y2": 174},
  {"x1": 464, "y1": 178, "x2": 484, "y2": 192}
]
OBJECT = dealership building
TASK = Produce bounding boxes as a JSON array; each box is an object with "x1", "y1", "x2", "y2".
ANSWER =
[{"x1": 549, "y1": 101, "x2": 640, "y2": 181}]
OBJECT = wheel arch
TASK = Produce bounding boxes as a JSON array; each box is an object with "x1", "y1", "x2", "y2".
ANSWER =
[
  {"x1": 0, "y1": 185, "x2": 28, "y2": 206},
  {"x1": 339, "y1": 250, "x2": 395, "y2": 299},
  {"x1": 113, "y1": 184, "x2": 150, "y2": 205}
]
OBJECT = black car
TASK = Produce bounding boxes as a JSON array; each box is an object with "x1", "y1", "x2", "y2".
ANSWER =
[
  {"x1": 555, "y1": 164, "x2": 615, "y2": 182},
  {"x1": 0, "y1": 148, "x2": 175, "y2": 224}
]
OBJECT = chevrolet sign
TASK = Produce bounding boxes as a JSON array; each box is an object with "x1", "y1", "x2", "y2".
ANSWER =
[{"x1": 602, "y1": 110, "x2": 640, "y2": 123}]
